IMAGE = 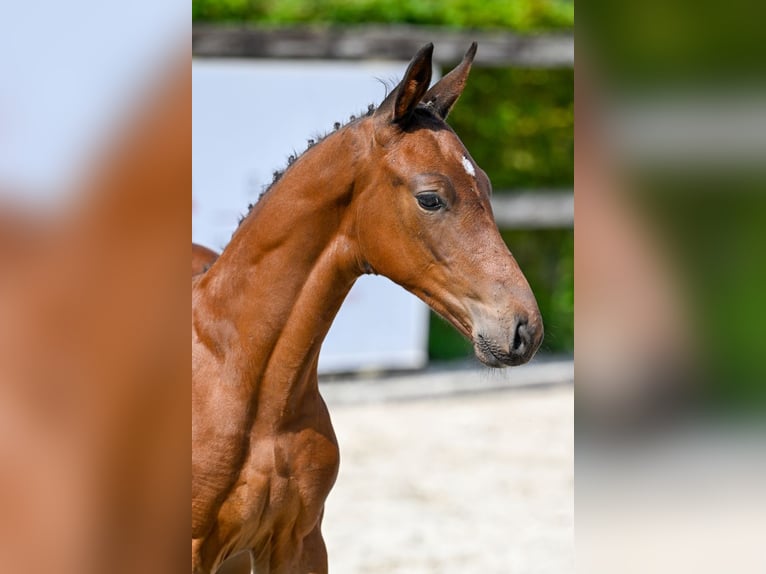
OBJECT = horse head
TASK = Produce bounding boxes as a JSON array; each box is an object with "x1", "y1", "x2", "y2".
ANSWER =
[{"x1": 353, "y1": 43, "x2": 543, "y2": 366}]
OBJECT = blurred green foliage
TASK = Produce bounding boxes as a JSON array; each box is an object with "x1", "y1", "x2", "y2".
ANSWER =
[
  {"x1": 450, "y1": 68, "x2": 574, "y2": 189},
  {"x1": 193, "y1": 0, "x2": 573, "y2": 31},
  {"x1": 580, "y1": 0, "x2": 764, "y2": 85},
  {"x1": 640, "y1": 179, "x2": 766, "y2": 409}
]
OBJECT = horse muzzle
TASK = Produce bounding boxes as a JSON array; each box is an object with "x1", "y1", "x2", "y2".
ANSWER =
[{"x1": 473, "y1": 311, "x2": 543, "y2": 367}]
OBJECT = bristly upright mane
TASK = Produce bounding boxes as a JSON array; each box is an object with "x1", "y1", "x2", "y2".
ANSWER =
[{"x1": 235, "y1": 102, "x2": 379, "y2": 230}]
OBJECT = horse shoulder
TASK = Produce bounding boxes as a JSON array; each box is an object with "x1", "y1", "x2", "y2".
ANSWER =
[{"x1": 191, "y1": 313, "x2": 253, "y2": 539}]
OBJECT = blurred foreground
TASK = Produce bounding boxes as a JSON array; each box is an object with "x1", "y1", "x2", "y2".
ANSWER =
[
  {"x1": 0, "y1": 45, "x2": 189, "y2": 574},
  {"x1": 577, "y1": 2, "x2": 766, "y2": 572}
]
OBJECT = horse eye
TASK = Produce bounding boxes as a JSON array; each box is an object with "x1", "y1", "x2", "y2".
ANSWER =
[{"x1": 416, "y1": 192, "x2": 444, "y2": 211}]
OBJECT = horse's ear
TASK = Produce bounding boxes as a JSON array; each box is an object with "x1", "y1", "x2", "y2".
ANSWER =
[
  {"x1": 375, "y1": 43, "x2": 434, "y2": 126},
  {"x1": 422, "y1": 42, "x2": 477, "y2": 119}
]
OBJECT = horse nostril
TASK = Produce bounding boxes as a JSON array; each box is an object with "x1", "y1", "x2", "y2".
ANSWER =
[{"x1": 512, "y1": 319, "x2": 530, "y2": 355}]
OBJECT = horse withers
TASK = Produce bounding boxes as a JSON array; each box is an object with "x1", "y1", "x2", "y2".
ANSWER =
[{"x1": 191, "y1": 42, "x2": 543, "y2": 573}]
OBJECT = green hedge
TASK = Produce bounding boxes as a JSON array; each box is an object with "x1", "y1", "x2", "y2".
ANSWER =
[{"x1": 193, "y1": 0, "x2": 574, "y2": 31}]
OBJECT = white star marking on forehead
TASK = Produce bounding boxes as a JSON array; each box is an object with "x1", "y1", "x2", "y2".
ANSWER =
[{"x1": 461, "y1": 155, "x2": 476, "y2": 177}]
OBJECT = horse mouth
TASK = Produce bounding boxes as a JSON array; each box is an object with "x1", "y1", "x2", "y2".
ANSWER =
[
  {"x1": 412, "y1": 289, "x2": 473, "y2": 341},
  {"x1": 412, "y1": 289, "x2": 535, "y2": 368},
  {"x1": 473, "y1": 334, "x2": 525, "y2": 368}
]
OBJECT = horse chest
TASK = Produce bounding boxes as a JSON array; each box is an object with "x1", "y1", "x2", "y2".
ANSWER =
[
  {"x1": 254, "y1": 420, "x2": 338, "y2": 518},
  {"x1": 217, "y1": 411, "x2": 340, "y2": 551}
]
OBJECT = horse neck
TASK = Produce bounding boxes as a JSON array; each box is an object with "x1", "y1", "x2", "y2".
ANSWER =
[{"x1": 194, "y1": 125, "x2": 367, "y2": 417}]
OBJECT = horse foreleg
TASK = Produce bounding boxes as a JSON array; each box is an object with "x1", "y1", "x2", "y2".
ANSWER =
[
  {"x1": 216, "y1": 550, "x2": 254, "y2": 574},
  {"x1": 297, "y1": 523, "x2": 328, "y2": 574},
  {"x1": 249, "y1": 523, "x2": 327, "y2": 574},
  {"x1": 193, "y1": 541, "x2": 253, "y2": 574},
  {"x1": 192, "y1": 538, "x2": 205, "y2": 574}
]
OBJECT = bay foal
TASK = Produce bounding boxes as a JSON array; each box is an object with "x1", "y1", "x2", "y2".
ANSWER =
[{"x1": 192, "y1": 43, "x2": 543, "y2": 573}]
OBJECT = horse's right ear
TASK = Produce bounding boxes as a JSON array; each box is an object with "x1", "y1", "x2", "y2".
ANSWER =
[{"x1": 374, "y1": 43, "x2": 434, "y2": 128}]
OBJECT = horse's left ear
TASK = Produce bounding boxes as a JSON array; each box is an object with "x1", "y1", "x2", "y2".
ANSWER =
[
  {"x1": 375, "y1": 43, "x2": 434, "y2": 126},
  {"x1": 422, "y1": 42, "x2": 477, "y2": 119}
]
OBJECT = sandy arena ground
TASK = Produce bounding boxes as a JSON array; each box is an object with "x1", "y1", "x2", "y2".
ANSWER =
[{"x1": 320, "y1": 368, "x2": 573, "y2": 573}]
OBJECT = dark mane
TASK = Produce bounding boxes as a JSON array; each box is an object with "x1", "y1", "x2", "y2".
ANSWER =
[
  {"x1": 235, "y1": 103, "x2": 379, "y2": 229},
  {"x1": 234, "y1": 100, "x2": 446, "y2": 233}
]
